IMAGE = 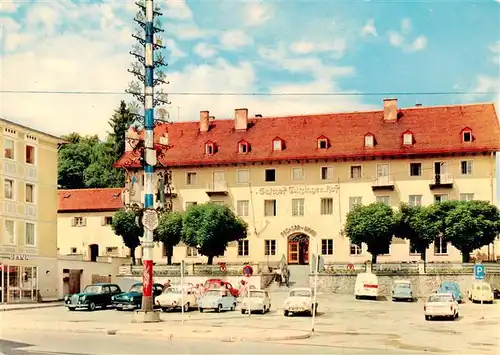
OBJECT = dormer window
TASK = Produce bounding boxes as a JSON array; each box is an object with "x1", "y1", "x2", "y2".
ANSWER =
[
  {"x1": 364, "y1": 133, "x2": 374, "y2": 147},
  {"x1": 273, "y1": 137, "x2": 283, "y2": 151},
  {"x1": 205, "y1": 141, "x2": 215, "y2": 155},
  {"x1": 238, "y1": 140, "x2": 249, "y2": 154},
  {"x1": 402, "y1": 131, "x2": 413, "y2": 145},
  {"x1": 461, "y1": 128, "x2": 472, "y2": 142},
  {"x1": 317, "y1": 135, "x2": 329, "y2": 149}
]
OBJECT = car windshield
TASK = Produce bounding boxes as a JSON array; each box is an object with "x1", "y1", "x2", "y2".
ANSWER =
[
  {"x1": 129, "y1": 285, "x2": 143, "y2": 293},
  {"x1": 428, "y1": 295, "x2": 452, "y2": 302},
  {"x1": 250, "y1": 291, "x2": 266, "y2": 298},
  {"x1": 290, "y1": 290, "x2": 311, "y2": 297},
  {"x1": 205, "y1": 290, "x2": 220, "y2": 296},
  {"x1": 83, "y1": 285, "x2": 102, "y2": 294},
  {"x1": 395, "y1": 283, "x2": 411, "y2": 288}
]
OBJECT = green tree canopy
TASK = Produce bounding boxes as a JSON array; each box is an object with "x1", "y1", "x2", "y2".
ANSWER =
[
  {"x1": 182, "y1": 203, "x2": 248, "y2": 265},
  {"x1": 344, "y1": 202, "x2": 396, "y2": 264},
  {"x1": 154, "y1": 212, "x2": 183, "y2": 265},
  {"x1": 111, "y1": 209, "x2": 143, "y2": 265},
  {"x1": 108, "y1": 100, "x2": 136, "y2": 159},
  {"x1": 444, "y1": 200, "x2": 500, "y2": 262},
  {"x1": 83, "y1": 139, "x2": 124, "y2": 188},
  {"x1": 58, "y1": 134, "x2": 99, "y2": 189}
]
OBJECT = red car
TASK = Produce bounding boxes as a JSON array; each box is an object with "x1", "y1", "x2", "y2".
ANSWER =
[{"x1": 203, "y1": 279, "x2": 239, "y2": 297}]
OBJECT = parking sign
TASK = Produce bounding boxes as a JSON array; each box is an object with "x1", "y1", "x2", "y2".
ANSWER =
[{"x1": 474, "y1": 264, "x2": 485, "y2": 280}]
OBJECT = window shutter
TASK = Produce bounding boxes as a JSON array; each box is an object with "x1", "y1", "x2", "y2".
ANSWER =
[{"x1": 71, "y1": 218, "x2": 76, "y2": 227}]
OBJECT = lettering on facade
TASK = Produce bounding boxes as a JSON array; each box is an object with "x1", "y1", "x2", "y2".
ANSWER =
[
  {"x1": 10, "y1": 254, "x2": 28, "y2": 260},
  {"x1": 257, "y1": 185, "x2": 339, "y2": 196},
  {"x1": 281, "y1": 225, "x2": 317, "y2": 238}
]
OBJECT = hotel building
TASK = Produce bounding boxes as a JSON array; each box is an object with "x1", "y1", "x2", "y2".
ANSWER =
[
  {"x1": 115, "y1": 99, "x2": 500, "y2": 265},
  {"x1": 0, "y1": 118, "x2": 63, "y2": 303}
]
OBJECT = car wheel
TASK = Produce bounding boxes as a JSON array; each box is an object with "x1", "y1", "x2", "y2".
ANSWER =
[
  {"x1": 261, "y1": 306, "x2": 266, "y2": 314},
  {"x1": 284, "y1": 310, "x2": 289, "y2": 317},
  {"x1": 241, "y1": 309, "x2": 246, "y2": 314},
  {"x1": 455, "y1": 312, "x2": 459, "y2": 319},
  {"x1": 183, "y1": 303, "x2": 190, "y2": 312},
  {"x1": 115, "y1": 306, "x2": 122, "y2": 311},
  {"x1": 425, "y1": 315, "x2": 431, "y2": 321},
  {"x1": 68, "y1": 307, "x2": 75, "y2": 311},
  {"x1": 217, "y1": 304, "x2": 222, "y2": 313},
  {"x1": 231, "y1": 303, "x2": 236, "y2": 311},
  {"x1": 392, "y1": 298, "x2": 396, "y2": 302},
  {"x1": 355, "y1": 296, "x2": 360, "y2": 300},
  {"x1": 88, "y1": 302, "x2": 96, "y2": 311},
  {"x1": 199, "y1": 308, "x2": 204, "y2": 313}
]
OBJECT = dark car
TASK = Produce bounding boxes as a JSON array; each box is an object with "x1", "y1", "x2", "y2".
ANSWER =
[
  {"x1": 64, "y1": 283, "x2": 122, "y2": 311},
  {"x1": 112, "y1": 283, "x2": 164, "y2": 310},
  {"x1": 492, "y1": 285, "x2": 500, "y2": 299}
]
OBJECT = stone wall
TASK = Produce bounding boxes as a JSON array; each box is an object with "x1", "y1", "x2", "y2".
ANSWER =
[{"x1": 311, "y1": 273, "x2": 500, "y2": 298}]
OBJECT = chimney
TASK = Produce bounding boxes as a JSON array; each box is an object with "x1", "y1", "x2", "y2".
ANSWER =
[
  {"x1": 415, "y1": 103, "x2": 422, "y2": 107},
  {"x1": 235, "y1": 108, "x2": 248, "y2": 130},
  {"x1": 383, "y1": 98, "x2": 398, "y2": 122},
  {"x1": 200, "y1": 110, "x2": 209, "y2": 132}
]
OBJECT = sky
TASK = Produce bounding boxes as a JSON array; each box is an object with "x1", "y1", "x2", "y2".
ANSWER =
[{"x1": 0, "y1": 0, "x2": 499, "y2": 138}]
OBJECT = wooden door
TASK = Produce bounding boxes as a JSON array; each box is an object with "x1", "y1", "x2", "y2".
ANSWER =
[{"x1": 288, "y1": 242, "x2": 299, "y2": 264}]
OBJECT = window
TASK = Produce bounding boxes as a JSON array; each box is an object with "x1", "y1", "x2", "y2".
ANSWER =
[
  {"x1": 364, "y1": 135, "x2": 374, "y2": 147},
  {"x1": 273, "y1": 139, "x2": 282, "y2": 151},
  {"x1": 264, "y1": 200, "x2": 276, "y2": 216},
  {"x1": 376, "y1": 196, "x2": 390, "y2": 204},
  {"x1": 205, "y1": 143, "x2": 214, "y2": 154},
  {"x1": 403, "y1": 132, "x2": 413, "y2": 145},
  {"x1": 25, "y1": 145, "x2": 35, "y2": 164},
  {"x1": 4, "y1": 220, "x2": 15, "y2": 244},
  {"x1": 71, "y1": 247, "x2": 77, "y2": 254},
  {"x1": 265, "y1": 168, "x2": 276, "y2": 182},
  {"x1": 185, "y1": 201, "x2": 197, "y2": 209},
  {"x1": 236, "y1": 200, "x2": 249, "y2": 217},
  {"x1": 292, "y1": 198, "x2": 305, "y2": 216},
  {"x1": 73, "y1": 217, "x2": 85, "y2": 227},
  {"x1": 104, "y1": 216, "x2": 113, "y2": 225},
  {"x1": 321, "y1": 239, "x2": 334, "y2": 255},
  {"x1": 3, "y1": 139, "x2": 14, "y2": 159},
  {"x1": 292, "y1": 167, "x2": 304, "y2": 181},
  {"x1": 264, "y1": 240, "x2": 276, "y2": 256},
  {"x1": 460, "y1": 160, "x2": 473, "y2": 175},
  {"x1": 320, "y1": 198, "x2": 333, "y2": 215},
  {"x1": 25, "y1": 183, "x2": 34, "y2": 203},
  {"x1": 409, "y1": 163, "x2": 422, "y2": 177},
  {"x1": 409, "y1": 243, "x2": 419, "y2": 255},
  {"x1": 317, "y1": 138, "x2": 328, "y2": 149},
  {"x1": 106, "y1": 247, "x2": 118, "y2": 256},
  {"x1": 408, "y1": 195, "x2": 422, "y2": 207},
  {"x1": 350, "y1": 165, "x2": 362, "y2": 179},
  {"x1": 434, "y1": 194, "x2": 448, "y2": 203},
  {"x1": 434, "y1": 237, "x2": 448, "y2": 255},
  {"x1": 320, "y1": 166, "x2": 333, "y2": 180},
  {"x1": 349, "y1": 196, "x2": 362, "y2": 211},
  {"x1": 236, "y1": 169, "x2": 249, "y2": 184},
  {"x1": 4, "y1": 179, "x2": 14, "y2": 200},
  {"x1": 238, "y1": 240, "x2": 249, "y2": 256},
  {"x1": 187, "y1": 247, "x2": 199, "y2": 257},
  {"x1": 350, "y1": 243, "x2": 362, "y2": 255},
  {"x1": 462, "y1": 131, "x2": 472, "y2": 142},
  {"x1": 460, "y1": 193, "x2": 474, "y2": 201},
  {"x1": 25, "y1": 222, "x2": 35, "y2": 246},
  {"x1": 186, "y1": 172, "x2": 197, "y2": 185},
  {"x1": 239, "y1": 142, "x2": 249, "y2": 154}
]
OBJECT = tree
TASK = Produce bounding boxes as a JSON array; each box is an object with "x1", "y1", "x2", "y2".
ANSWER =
[
  {"x1": 154, "y1": 212, "x2": 183, "y2": 265},
  {"x1": 444, "y1": 201, "x2": 500, "y2": 262},
  {"x1": 111, "y1": 209, "x2": 143, "y2": 265},
  {"x1": 181, "y1": 203, "x2": 248, "y2": 265},
  {"x1": 344, "y1": 202, "x2": 396, "y2": 264},
  {"x1": 108, "y1": 100, "x2": 136, "y2": 159},
  {"x1": 83, "y1": 139, "x2": 124, "y2": 188},
  {"x1": 58, "y1": 134, "x2": 99, "y2": 189},
  {"x1": 395, "y1": 204, "x2": 440, "y2": 262}
]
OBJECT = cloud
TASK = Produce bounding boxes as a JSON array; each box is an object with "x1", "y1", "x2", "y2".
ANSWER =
[
  {"x1": 193, "y1": 43, "x2": 218, "y2": 58},
  {"x1": 220, "y1": 30, "x2": 253, "y2": 50},
  {"x1": 0, "y1": 0, "x2": 18, "y2": 12},
  {"x1": 474, "y1": 75, "x2": 500, "y2": 111},
  {"x1": 387, "y1": 18, "x2": 427, "y2": 52},
  {"x1": 489, "y1": 41, "x2": 500, "y2": 66},
  {"x1": 401, "y1": 18, "x2": 412, "y2": 34},
  {"x1": 405, "y1": 36, "x2": 427, "y2": 52},
  {"x1": 244, "y1": 0, "x2": 273, "y2": 27},
  {"x1": 388, "y1": 32, "x2": 404, "y2": 47},
  {"x1": 168, "y1": 24, "x2": 213, "y2": 40},
  {"x1": 361, "y1": 19, "x2": 377, "y2": 37},
  {"x1": 289, "y1": 39, "x2": 347, "y2": 58},
  {"x1": 164, "y1": 0, "x2": 193, "y2": 20}
]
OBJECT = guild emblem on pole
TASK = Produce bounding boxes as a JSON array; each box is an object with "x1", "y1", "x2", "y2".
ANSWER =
[{"x1": 141, "y1": 209, "x2": 159, "y2": 231}]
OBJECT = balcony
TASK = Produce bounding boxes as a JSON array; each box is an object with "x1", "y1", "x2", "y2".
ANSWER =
[
  {"x1": 205, "y1": 181, "x2": 229, "y2": 196},
  {"x1": 371, "y1": 175, "x2": 395, "y2": 191},
  {"x1": 429, "y1": 173, "x2": 454, "y2": 190}
]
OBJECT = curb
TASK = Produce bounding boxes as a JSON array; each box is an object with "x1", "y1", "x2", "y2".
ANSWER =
[{"x1": 0, "y1": 304, "x2": 63, "y2": 312}]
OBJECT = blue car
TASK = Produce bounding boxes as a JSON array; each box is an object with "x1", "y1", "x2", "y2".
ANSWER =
[{"x1": 437, "y1": 281, "x2": 463, "y2": 303}]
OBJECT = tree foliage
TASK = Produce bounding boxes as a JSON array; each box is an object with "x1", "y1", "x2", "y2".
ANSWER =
[
  {"x1": 58, "y1": 134, "x2": 99, "y2": 189},
  {"x1": 107, "y1": 100, "x2": 136, "y2": 159},
  {"x1": 181, "y1": 203, "x2": 248, "y2": 265},
  {"x1": 344, "y1": 202, "x2": 396, "y2": 264},
  {"x1": 111, "y1": 209, "x2": 143, "y2": 265},
  {"x1": 154, "y1": 212, "x2": 183, "y2": 265}
]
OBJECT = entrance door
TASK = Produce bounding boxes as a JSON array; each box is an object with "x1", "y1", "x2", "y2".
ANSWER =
[
  {"x1": 89, "y1": 244, "x2": 99, "y2": 262},
  {"x1": 377, "y1": 164, "x2": 390, "y2": 185},
  {"x1": 434, "y1": 162, "x2": 447, "y2": 184},
  {"x1": 213, "y1": 171, "x2": 225, "y2": 191},
  {"x1": 287, "y1": 234, "x2": 310, "y2": 265},
  {"x1": 288, "y1": 242, "x2": 299, "y2": 264}
]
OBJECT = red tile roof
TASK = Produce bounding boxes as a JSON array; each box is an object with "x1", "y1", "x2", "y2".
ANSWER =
[
  {"x1": 58, "y1": 188, "x2": 124, "y2": 212},
  {"x1": 115, "y1": 102, "x2": 500, "y2": 168}
]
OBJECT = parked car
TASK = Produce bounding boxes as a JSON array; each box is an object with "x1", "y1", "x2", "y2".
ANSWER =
[
  {"x1": 437, "y1": 281, "x2": 463, "y2": 303},
  {"x1": 468, "y1": 281, "x2": 494, "y2": 304},
  {"x1": 424, "y1": 292, "x2": 459, "y2": 320},
  {"x1": 155, "y1": 285, "x2": 198, "y2": 312},
  {"x1": 354, "y1": 272, "x2": 379, "y2": 300},
  {"x1": 492, "y1": 284, "x2": 500, "y2": 299},
  {"x1": 64, "y1": 283, "x2": 122, "y2": 311},
  {"x1": 203, "y1": 279, "x2": 239, "y2": 297},
  {"x1": 391, "y1": 280, "x2": 413, "y2": 302},
  {"x1": 199, "y1": 288, "x2": 237, "y2": 313},
  {"x1": 283, "y1": 288, "x2": 318, "y2": 317},
  {"x1": 112, "y1": 283, "x2": 163, "y2": 310},
  {"x1": 239, "y1": 289, "x2": 271, "y2": 314}
]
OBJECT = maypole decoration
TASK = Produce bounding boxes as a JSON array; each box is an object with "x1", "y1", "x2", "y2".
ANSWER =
[{"x1": 123, "y1": 0, "x2": 172, "y2": 321}]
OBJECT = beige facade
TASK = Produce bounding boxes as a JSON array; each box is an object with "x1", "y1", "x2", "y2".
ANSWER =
[
  {"x1": 0, "y1": 119, "x2": 62, "y2": 302},
  {"x1": 125, "y1": 154, "x2": 499, "y2": 264}
]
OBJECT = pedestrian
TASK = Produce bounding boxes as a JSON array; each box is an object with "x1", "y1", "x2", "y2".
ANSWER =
[
  {"x1": 239, "y1": 280, "x2": 248, "y2": 298},
  {"x1": 163, "y1": 279, "x2": 171, "y2": 289}
]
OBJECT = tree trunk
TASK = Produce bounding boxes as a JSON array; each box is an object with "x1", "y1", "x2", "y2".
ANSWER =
[
  {"x1": 371, "y1": 254, "x2": 377, "y2": 264},
  {"x1": 462, "y1": 250, "x2": 471, "y2": 263},
  {"x1": 420, "y1": 249, "x2": 427, "y2": 263},
  {"x1": 130, "y1": 247, "x2": 136, "y2": 266},
  {"x1": 207, "y1": 255, "x2": 214, "y2": 265},
  {"x1": 166, "y1": 245, "x2": 173, "y2": 265}
]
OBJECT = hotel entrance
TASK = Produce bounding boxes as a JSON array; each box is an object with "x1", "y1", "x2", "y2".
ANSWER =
[
  {"x1": 287, "y1": 234, "x2": 309, "y2": 265},
  {"x1": 0, "y1": 264, "x2": 38, "y2": 303}
]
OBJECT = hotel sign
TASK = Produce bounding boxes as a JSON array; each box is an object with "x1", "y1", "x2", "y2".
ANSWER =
[
  {"x1": 281, "y1": 225, "x2": 317, "y2": 238},
  {"x1": 257, "y1": 184, "x2": 339, "y2": 196},
  {"x1": 9, "y1": 254, "x2": 29, "y2": 260}
]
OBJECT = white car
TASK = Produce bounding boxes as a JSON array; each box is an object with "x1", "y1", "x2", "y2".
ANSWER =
[
  {"x1": 424, "y1": 293, "x2": 459, "y2": 321},
  {"x1": 468, "y1": 281, "x2": 494, "y2": 304},
  {"x1": 239, "y1": 289, "x2": 271, "y2": 314},
  {"x1": 283, "y1": 288, "x2": 318, "y2": 317},
  {"x1": 155, "y1": 285, "x2": 197, "y2": 312}
]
